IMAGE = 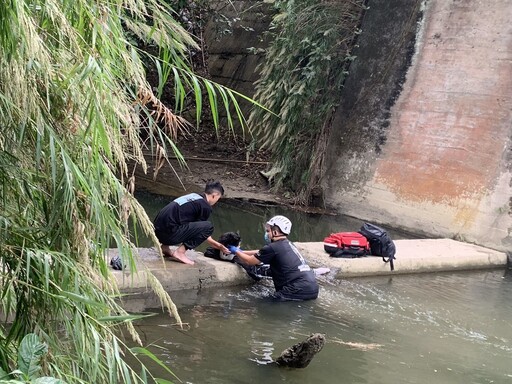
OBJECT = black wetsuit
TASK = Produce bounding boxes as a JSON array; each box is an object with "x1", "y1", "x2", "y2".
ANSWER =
[
  {"x1": 256, "y1": 239, "x2": 319, "y2": 301},
  {"x1": 153, "y1": 193, "x2": 213, "y2": 250}
]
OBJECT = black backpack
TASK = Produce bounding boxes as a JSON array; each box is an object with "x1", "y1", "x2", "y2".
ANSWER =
[
  {"x1": 110, "y1": 255, "x2": 124, "y2": 270},
  {"x1": 358, "y1": 223, "x2": 396, "y2": 271}
]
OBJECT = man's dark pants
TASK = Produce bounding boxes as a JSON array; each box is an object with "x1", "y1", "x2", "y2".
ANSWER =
[{"x1": 155, "y1": 221, "x2": 213, "y2": 250}]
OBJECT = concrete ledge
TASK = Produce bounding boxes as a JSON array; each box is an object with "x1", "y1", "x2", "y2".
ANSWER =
[
  {"x1": 295, "y1": 238, "x2": 508, "y2": 278},
  {"x1": 109, "y1": 239, "x2": 509, "y2": 293},
  {"x1": 109, "y1": 247, "x2": 252, "y2": 293}
]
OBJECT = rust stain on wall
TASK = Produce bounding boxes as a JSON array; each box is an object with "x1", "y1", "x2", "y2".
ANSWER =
[{"x1": 374, "y1": 0, "x2": 512, "y2": 215}]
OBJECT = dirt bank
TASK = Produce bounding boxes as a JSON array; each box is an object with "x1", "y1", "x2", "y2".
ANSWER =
[{"x1": 133, "y1": 127, "x2": 296, "y2": 208}]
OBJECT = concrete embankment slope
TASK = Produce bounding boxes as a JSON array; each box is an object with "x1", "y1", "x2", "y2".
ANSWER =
[
  {"x1": 200, "y1": 0, "x2": 512, "y2": 251},
  {"x1": 111, "y1": 239, "x2": 509, "y2": 293},
  {"x1": 322, "y1": 0, "x2": 512, "y2": 251}
]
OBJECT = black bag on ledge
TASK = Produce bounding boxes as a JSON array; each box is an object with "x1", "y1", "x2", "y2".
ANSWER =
[{"x1": 358, "y1": 223, "x2": 396, "y2": 271}]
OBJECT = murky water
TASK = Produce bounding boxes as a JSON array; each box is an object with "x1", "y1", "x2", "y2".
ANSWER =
[
  {"x1": 130, "y1": 270, "x2": 512, "y2": 384},
  {"x1": 130, "y1": 191, "x2": 512, "y2": 384},
  {"x1": 134, "y1": 190, "x2": 418, "y2": 251}
]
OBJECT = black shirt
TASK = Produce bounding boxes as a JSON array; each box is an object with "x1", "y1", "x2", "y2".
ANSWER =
[
  {"x1": 154, "y1": 193, "x2": 212, "y2": 230},
  {"x1": 256, "y1": 239, "x2": 318, "y2": 299}
]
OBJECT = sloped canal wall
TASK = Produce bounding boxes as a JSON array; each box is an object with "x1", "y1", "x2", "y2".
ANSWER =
[{"x1": 204, "y1": 0, "x2": 512, "y2": 252}]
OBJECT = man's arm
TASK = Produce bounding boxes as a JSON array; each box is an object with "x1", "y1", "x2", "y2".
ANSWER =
[
  {"x1": 242, "y1": 250, "x2": 259, "y2": 256},
  {"x1": 206, "y1": 236, "x2": 230, "y2": 254},
  {"x1": 230, "y1": 249, "x2": 261, "y2": 266}
]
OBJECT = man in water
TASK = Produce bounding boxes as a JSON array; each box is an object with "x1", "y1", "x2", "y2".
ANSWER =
[
  {"x1": 153, "y1": 180, "x2": 229, "y2": 265},
  {"x1": 229, "y1": 215, "x2": 319, "y2": 301}
]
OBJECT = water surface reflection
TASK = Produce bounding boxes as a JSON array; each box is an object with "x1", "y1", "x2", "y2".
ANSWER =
[
  {"x1": 131, "y1": 269, "x2": 512, "y2": 384},
  {"x1": 134, "y1": 190, "x2": 418, "y2": 251}
]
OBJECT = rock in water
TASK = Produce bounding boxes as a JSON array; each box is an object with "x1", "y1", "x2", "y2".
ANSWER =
[{"x1": 275, "y1": 333, "x2": 326, "y2": 368}]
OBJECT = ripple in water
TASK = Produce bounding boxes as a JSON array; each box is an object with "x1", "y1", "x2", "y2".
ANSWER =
[{"x1": 249, "y1": 339, "x2": 275, "y2": 365}]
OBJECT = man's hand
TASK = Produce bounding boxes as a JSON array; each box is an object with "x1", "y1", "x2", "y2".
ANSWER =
[
  {"x1": 228, "y1": 245, "x2": 240, "y2": 254},
  {"x1": 206, "y1": 237, "x2": 230, "y2": 255}
]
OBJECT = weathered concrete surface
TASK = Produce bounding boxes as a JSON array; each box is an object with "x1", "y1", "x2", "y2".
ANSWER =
[
  {"x1": 323, "y1": 0, "x2": 512, "y2": 251},
  {"x1": 110, "y1": 247, "x2": 252, "y2": 293},
  {"x1": 201, "y1": 0, "x2": 512, "y2": 252},
  {"x1": 295, "y1": 239, "x2": 508, "y2": 278},
  {"x1": 110, "y1": 239, "x2": 508, "y2": 294},
  {"x1": 205, "y1": 0, "x2": 273, "y2": 120}
]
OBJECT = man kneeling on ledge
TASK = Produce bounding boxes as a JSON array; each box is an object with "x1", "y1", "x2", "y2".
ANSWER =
[
  {"x1": 230, "y1": 215, "x2": 319, "y2": 301},
  {"x1": 153, "y1": 180, "x2": 229, "y2": 265}
]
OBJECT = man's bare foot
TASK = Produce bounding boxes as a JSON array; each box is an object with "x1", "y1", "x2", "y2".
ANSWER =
[
  {"x1": 161, "y1": 244, "x2": 195, "y2": 265},
  {"x1": 160, "y1": 244, "x2": 175, "y2": 258},
  {"x1": 170, "y1": 249, "x2": 195, "y2": 265}
]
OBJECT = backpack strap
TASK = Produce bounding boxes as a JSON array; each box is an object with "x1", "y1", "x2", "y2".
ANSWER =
[{"x1": 381, "y1": 255, "x2": 395, "y2": 271}]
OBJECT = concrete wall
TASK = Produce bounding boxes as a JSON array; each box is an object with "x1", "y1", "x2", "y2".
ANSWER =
[
  {"x1": 322, "y1": 0, "x2": 512, "y2": 251},
  {"x1": 204, "y1": 1, "x2": 273, "y2": 119},
  {"x1": 203, "y1": 0, "x2": 512, "y2": 252}
]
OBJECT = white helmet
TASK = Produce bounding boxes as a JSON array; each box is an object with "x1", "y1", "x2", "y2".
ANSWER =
[{"x1": 267, "y1": 215, "x2": 292, "y2": 235}]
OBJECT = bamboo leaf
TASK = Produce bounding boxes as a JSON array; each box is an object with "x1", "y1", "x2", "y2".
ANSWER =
[
  {"x1": 190, "y1": 75, "x2": 202, "y2": 126},
  {"x1": 204, "y1": 81, "x2": 218, "y2": 128},
  {"x1": 59, "y1": 291, "x2": 108, "y2": 308},
  {"x1": 171, "y1": 67, "x2": 185, "y2": 112},
  {"x1": 131, "y1": 347, "x2": 180, "y2": 382}
]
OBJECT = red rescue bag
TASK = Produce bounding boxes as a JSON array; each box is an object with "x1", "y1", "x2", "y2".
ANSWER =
[{"x1": 323, "y1": 232, "x2": 369, "y2": 258}]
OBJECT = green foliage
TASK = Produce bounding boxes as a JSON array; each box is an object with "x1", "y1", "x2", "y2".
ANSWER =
[
  {"x1": 0, "y1": 0, "x2": 256, "y2": 382},
  {"x1": 17, "y1": 334, "x2": 46, "y2": 380},
  {"x1": 249, "y1": 0, "x2": 366, "y2": 203},
  {"x1": 0, "y1": 333, "x2": 63, "y2": 383}
]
